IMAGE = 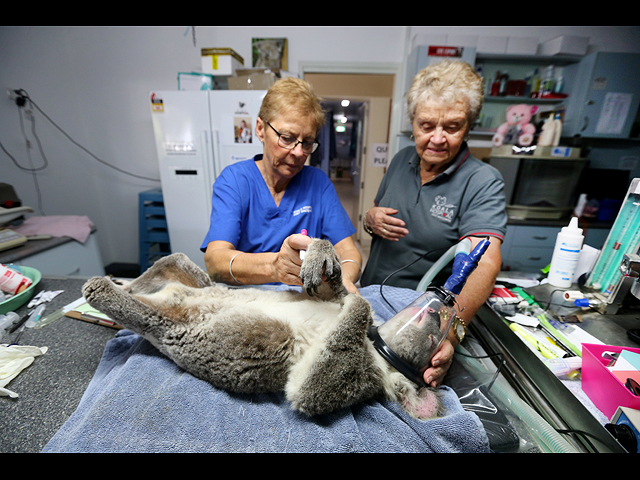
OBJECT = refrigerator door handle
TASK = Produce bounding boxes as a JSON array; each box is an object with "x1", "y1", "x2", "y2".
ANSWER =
[
  {"x1": 201, "y1": 130, "x2": 215, "y2": 216},
  {"x1": 211, "y1": 130, "x2": 222, "y2": 180}
]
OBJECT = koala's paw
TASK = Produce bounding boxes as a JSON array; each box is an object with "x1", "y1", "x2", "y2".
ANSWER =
[{"x1": 300, "y1": 239, "x2": 341, "y2": 296}]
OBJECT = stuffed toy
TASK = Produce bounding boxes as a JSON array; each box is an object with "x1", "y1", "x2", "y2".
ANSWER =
[{"x1": 492, "y1": 103, "x2": 538, "y2": 147}]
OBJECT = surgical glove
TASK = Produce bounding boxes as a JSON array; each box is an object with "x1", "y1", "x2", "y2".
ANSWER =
[{"x1": 0, "y1": 344, "x2": 48, "y2": 398}]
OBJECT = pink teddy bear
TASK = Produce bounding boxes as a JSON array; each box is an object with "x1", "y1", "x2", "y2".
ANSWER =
[{"x1": 492, "y1": 104, "x2": 538, "y2": 147}]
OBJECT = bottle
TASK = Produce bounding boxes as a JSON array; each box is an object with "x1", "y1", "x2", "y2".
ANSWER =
[
  {"x1": 499, "y1": 71, "x2": 509, "y2": 96},
  {"x1": 541, "y1": 65, "x2": 555, "y2": 97},
  {"x1": 530, "y1": 68, "x2": 541, "y2": 98},
  {"x1": 491, "y1": 70, "x2": 501, "y2": 96},
  {"x1": 0, "y1": 264, "x2": 32, "y2": 295},
  {"x1": 548, "y1": 217, "x2": 584, "y2": 288},
  {"x1": 0, "y1": 312, "x2": 19, "y2": 342}
]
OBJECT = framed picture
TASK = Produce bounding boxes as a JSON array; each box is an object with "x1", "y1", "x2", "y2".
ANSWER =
[{"x1": 252, "y1": 38, "x2": 288, "y2": 70}]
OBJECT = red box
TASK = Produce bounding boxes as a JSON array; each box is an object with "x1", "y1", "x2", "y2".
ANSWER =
[{"x1": 582, "y1": 343, "x2": 640, "y2": 419}]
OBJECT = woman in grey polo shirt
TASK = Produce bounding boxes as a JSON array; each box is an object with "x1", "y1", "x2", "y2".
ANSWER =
[{"x1": 361, "y1": 60, "x2": 507, "y2": 388}]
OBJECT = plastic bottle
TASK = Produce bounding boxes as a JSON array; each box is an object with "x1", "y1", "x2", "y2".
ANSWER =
[
  {"x1": 548, "y1": 217, "x2": 584, "y2": 288},
  {"x1": 490, "y1": 70, "x2": 501, "y2": 96},
  {"x1": 529, "y1": 68, "x2": 541, "y2": 98},
  {"x1": 541, "y1": 65, "x2": 555, "y2": 96},
  {"x1": 0, "y1": 312, "x2": 19, "y2": 342},
  {"x1": 0, "y1": 264, "x2": 32, "y2": 295}
]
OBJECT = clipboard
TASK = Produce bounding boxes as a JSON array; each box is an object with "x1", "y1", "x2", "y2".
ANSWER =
[{"x1": 64, "y1": 300, "x2": 123, "y2": 330}]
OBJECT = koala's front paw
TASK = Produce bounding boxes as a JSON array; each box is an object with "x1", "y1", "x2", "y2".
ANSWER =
[{"x1": 300, "y1": 239, "x2": 341, "y2": 296}]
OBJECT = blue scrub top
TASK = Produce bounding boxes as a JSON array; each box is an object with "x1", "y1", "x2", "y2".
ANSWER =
[{"x1": 201, "y1": 156, "x2": 356, "y2": 254}]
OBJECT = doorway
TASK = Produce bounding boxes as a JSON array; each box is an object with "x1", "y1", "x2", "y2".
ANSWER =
[
  {"x1": 312, "y1": 99, "x2": 366, "y2": 230},
  {"x1": 304, "y1": 73, "x2": 395, "y2": 257}
]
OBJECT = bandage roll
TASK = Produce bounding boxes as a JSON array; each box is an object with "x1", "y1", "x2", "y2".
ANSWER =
[{"x1": 563, "y1": 291, "x2": 584, "y2": 301}]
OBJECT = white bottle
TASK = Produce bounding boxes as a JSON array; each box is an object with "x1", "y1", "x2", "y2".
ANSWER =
[{"x1": 548, "y1": 217, "x2": 584, "y2": 288}]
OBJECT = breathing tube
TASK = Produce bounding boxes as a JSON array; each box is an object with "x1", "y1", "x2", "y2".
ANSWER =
[{"x1": 368, "y1": 238, "x2": 491, "y2": 387}]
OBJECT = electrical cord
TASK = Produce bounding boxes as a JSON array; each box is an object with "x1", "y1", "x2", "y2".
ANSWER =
[
  {"x1": 2, "y1": 89, "x2": 160, "y2": 182},
  {"x1": 378, "y1": 245, "x2": 448, "y2": 314}
]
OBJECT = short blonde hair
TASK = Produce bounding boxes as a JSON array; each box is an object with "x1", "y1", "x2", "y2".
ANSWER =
[
  {"x1": 259, "y1": 77, "x2": 326, "y2": 135},
  {"x1": 406, "y1": 60, "x2": 484, "y2": 127}
]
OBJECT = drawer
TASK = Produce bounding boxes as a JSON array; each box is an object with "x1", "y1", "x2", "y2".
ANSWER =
[
  {"x1": 508, "y1": 226, "x2": 559, "y2": 248},
  {"x1": 503, "y1": 246, "x2": 553, "y2": 272}
]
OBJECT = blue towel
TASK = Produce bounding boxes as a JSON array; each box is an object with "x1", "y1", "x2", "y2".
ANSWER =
[{"x1": 42, "y1": 285, "x2": 490, "y2": 453}]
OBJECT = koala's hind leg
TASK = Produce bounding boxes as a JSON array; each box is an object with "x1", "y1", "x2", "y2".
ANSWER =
[
  {"x1": 127, "y1": 253, "x2": 212, "y2": 295},
  {"x1": 82, "y1": 276, "x2": 180, "y2": 341},
  {"x1": 286, "y1": 294, "x2": 384, "y2": 416}
]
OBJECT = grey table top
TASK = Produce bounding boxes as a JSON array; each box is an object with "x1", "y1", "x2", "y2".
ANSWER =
[{"x1": 0, "y1": 276, "x2": 117, "y2": 453}]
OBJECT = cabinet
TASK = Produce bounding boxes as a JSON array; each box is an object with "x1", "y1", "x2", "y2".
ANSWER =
[
  {"x1": 563, "y1": 52, "x2": 640, "y2": 139},
  {"x1": 10, "y1": 232, "x2": 105, "y2": 277},
  {"x1": 501, "y1": 224, "x2": 610, "y2": 272}
]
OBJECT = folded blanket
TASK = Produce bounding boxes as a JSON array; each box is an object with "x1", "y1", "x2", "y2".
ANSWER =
[
  {"x1": 13, "y1": 215, "x2": 94, "y2": 243},
  {"x1": 42, "y1": 285, "x2": 490, "y2": 453}
]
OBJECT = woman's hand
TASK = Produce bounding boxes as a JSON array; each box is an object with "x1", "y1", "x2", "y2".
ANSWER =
[
  {"x1": 273, "y1": 234, "x2": 312, "y2": 286},
  {"x1": 366, "y1": 207, "x2": 409, "y2": 241},
  {"x1": 422, "y1": 338, "x2": 455, "y2": 387}
]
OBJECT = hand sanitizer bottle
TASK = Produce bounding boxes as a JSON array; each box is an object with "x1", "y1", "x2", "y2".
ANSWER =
[{"x1": 548, "y1": 217, "x2": 584, "y2": 288}]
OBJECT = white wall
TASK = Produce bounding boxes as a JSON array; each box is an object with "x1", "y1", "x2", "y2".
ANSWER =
[{"x1": 1, "y1": 26, "x2": 639, "y2": 268}]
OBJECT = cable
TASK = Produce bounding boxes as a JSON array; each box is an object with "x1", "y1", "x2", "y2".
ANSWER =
[
  {"x1": 19, "y1": 107, "x2": 46, "y2": 214},
  {"x1": 4, "y1": 89, "x2": 160, "y2": 182},
  {"x1": 378, "y1": 245, "x2": 449, "y2": 313}
]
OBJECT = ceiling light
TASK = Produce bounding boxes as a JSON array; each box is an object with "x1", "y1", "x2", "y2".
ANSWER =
[{"x1": 341, "y1": 100, "x2": 350, "y2": 107}]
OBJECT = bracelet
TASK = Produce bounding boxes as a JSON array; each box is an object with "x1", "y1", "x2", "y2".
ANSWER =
[
  {"x1": 340, "y1": 259, "x2": 362, "y2": 282},
  {"x1": 229, "y1": 252, "x2": 243, "y2": 285},
  {"x1": 363, "y1": 209, "x2": 374, "y2": 236}
]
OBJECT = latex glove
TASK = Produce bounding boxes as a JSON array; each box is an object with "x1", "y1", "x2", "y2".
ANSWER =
[{"x1": 0, "y1": 344, "x2": 48, "y2": 398}]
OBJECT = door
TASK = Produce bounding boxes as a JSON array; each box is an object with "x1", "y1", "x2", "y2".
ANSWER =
[
  {"x1": 303, "y1": 73, "x2": 395, "y2": 247},
  {"x1": 207, "y1": 90, "x2": 266, "y2": 178},
  {"x1": 150, "y1": 90, "x2": 214, "y2": 268}
]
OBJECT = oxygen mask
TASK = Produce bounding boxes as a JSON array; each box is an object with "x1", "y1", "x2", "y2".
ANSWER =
[{"x1": 368, "y1": 238, "x2": 491, "y2": 386}]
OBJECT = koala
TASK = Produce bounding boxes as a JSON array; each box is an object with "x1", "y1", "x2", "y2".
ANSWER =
[{"x1": 81, "y1": 239, "x2": 443, "y2": 419}]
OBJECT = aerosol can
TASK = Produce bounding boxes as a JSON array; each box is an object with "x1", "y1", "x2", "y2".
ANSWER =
[{"x1": 368, "y1": 238, "x2": 491, "y2": 386}]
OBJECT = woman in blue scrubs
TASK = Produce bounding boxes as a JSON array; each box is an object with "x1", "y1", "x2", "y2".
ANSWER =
[{"x1": 201, "y1": 77, "x2": 362, "y2": 294}]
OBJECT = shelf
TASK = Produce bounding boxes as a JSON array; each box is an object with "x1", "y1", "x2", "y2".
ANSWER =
[
  {"x1": 476, "y1": 53, "x2": 583, "y2": 65},
  {"x1": 485, "y1": 95, "x2": 567, "y2": 104}
]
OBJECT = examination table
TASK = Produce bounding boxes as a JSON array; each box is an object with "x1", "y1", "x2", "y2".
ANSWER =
[
  {"x1": 2, "y1": 276, "x2": 490, "y2": 453},
  {"x1": 1, "y1": 276, "x2": 633, "y2": 452}
]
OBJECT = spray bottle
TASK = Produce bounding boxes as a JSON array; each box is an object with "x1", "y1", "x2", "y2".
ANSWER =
[
  {"x1": 548, "y1": 217, "x2": 584, "y2": 288},
  {"x1": 368, "y1": 238, "x2": 491, "y2": 386}
]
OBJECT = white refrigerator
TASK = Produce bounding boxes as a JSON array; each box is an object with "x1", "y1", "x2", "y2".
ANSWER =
[{"x1": 149, "y1": 89, "x2": 267, "y2": 269}]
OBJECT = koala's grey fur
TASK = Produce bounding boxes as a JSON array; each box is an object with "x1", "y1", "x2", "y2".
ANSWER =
[{"x1": 82, "y1": 239, "x2": 443, "y2": 419}]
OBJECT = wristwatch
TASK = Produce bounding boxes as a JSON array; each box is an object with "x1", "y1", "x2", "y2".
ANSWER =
[{"x1": 452, "y1": 315, "x2": 466, "y2": 343}]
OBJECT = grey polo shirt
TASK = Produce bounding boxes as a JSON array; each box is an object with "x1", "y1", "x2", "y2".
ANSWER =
[{"x1": 360, "y1": 143, "x2": 507, "y2": 290}]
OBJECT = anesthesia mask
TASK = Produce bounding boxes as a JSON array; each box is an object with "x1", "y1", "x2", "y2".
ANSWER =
[{"x1": 368, "y1": 238, "x2": 491, "y2": 387}]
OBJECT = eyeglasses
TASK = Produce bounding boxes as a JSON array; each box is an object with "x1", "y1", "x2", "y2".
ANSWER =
[{"x1": 265, "y1": 121, "x2": 319, "y2": 154}]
